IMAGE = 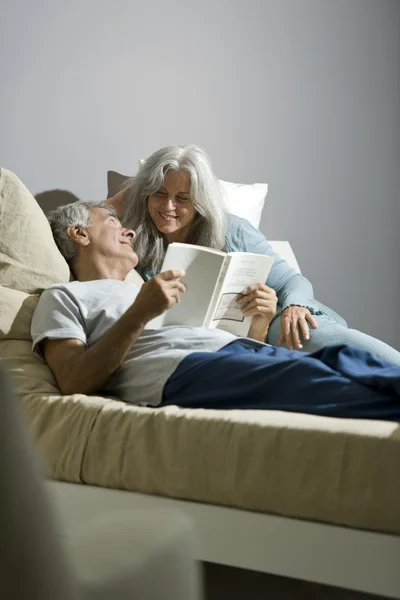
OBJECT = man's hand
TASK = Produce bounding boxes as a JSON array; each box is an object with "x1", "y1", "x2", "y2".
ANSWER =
[
  {"x1": 277, "y1": 306, "x2": 318, "y2": 350},
  {"x1": 236, "y1": 283, "x2": 278, "y2": 341},
  {"x1": 131, "y1": 269, "x2": 186, "y2": 324}
]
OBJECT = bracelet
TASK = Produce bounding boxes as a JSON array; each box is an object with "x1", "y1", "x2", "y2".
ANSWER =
[{"x1": 282, "y1": 304, "x2": 324, "y2": 316}]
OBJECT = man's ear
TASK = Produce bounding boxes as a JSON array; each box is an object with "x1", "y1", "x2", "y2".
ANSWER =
[{"x1": 67, "y1": 225, "x2": 90, "y2": 248}]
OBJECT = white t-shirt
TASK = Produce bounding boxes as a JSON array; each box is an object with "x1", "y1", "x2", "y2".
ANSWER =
[{"x1": 31, "y1": 279, "x2": 237, "y2": 406}]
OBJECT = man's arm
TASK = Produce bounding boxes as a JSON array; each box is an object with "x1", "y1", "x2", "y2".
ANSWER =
[
  {"x1": 248, "y1": 320, "x2": 271, "y2": 343},
  {"x1": 43, "y1": 309, "x2": 146, "y2": 396},
  {"x1": 43, "y1": 270, "x2": 185, "y2": 396},
  {"x1": 236, "y1": 283, "x2": 278, "y2": 343}
]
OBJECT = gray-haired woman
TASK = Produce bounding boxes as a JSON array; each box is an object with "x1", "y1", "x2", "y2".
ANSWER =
[{"x1": 108, "y1": 145, "x2": 400, "y2": 365}]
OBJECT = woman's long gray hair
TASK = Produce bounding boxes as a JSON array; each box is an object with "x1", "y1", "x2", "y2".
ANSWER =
[{"x1": 122, "y1": 145, "x2": 228, "y2": 274}]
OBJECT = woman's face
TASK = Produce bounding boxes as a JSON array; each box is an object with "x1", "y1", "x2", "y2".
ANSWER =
[{"x1": 148, "y1": 170, "x2": 197, "y2": 243}]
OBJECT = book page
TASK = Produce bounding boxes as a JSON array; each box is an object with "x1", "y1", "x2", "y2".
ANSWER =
[
  {"x1": 146, "y1": 243, "x2": 226, "y2": 329},
  {"x1": 209, "y1": 252, "x2": 274, "y2": 336}
]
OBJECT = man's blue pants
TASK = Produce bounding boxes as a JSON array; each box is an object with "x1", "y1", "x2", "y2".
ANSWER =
[{"x1": 162, "y1": 341, "x2": 400, "y2": 421}]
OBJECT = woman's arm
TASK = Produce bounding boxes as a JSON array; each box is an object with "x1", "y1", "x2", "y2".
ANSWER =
[
  {"x1": 227, "y1": 215, "x2": 315, "y2": 309},
  {"x1": 226, "y1": 215, "x2": 324, "y2": 349},
  {"x1": 105, "y1": 187, "x2": 131, "y2": 218}
]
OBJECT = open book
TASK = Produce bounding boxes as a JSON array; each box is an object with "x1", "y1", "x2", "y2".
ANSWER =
[{"x1": 146, "y1": 243, "x2": 274, "y2": 336}]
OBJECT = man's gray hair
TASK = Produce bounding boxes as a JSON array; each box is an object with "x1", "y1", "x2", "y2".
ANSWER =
[
  {"x1": 48, "y1": 200, "x2": 114, "y2": 266},
  {"x1": 122, "y1": 145, "x2": 228, "y2": 274}
]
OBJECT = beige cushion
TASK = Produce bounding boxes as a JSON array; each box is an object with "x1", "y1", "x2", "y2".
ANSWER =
[
  {"x1": 0, "y1": 168, "x2": 70, "y2": 293},
  {"x1": 0, "y1": 168, "x2": 70, "y2": 344},
  {"x1": 80, "y1": 402, "x2": 400, "y2": 536},
  {"x1": 0, "y1": 286, "x2": 39, "y2": 340}
]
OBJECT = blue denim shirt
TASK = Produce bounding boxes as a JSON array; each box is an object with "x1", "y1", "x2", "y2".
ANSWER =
[{"x1": 138, "y1": 213, "x2": 345, "y2": 324}]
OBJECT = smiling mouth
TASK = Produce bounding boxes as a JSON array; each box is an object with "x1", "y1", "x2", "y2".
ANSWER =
[{"x1": 159, "y1": 212, "x2": 177, "y2": 222}]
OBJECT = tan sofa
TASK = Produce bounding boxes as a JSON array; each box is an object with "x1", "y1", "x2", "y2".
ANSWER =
[{"x1": 1, "y1": 168, "x2": 400, "y2": 598}]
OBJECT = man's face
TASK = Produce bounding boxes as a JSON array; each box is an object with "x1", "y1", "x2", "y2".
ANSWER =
[{"x1": 85, "y1": 207, "x2": 138, "y2": 268}]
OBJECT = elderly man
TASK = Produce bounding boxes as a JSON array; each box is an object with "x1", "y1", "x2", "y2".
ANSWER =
[{"x1": 31, "y1": 201, "x2": 400, "y2": 420}]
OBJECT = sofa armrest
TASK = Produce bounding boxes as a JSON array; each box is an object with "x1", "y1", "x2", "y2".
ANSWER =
[{"x1": 269, "y1": 241, "x2": 301, "y2": 274}]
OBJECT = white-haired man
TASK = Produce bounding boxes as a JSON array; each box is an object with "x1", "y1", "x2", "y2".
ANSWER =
[{"x1": 31, "y1": 201, "x2": 400, "y2": 420}]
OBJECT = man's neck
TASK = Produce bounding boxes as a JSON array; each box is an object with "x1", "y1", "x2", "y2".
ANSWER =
[{"x1": 74, "y1": 255, "x2": 131, "y2": 282}]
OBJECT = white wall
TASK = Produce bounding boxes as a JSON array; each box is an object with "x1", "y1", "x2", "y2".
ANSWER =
[{"x1": 1, "y1": 0, "x2": 399, "y2": 348}]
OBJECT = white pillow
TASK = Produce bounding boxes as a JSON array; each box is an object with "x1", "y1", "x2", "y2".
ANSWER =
[
  {"x1": 137, "y1": 159, "x2": 268, "y2": 229},
  {"x1": 219, "y1": 179, "x2": 268, "y2": 229}
]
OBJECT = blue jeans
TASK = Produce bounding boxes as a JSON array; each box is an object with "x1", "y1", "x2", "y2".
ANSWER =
[
  {"x1": 267, "y1": 313, "x2": 400, "y2": 366},
  {"x1": 162, "y1": 341, "x2": 400, "y2": 421}
]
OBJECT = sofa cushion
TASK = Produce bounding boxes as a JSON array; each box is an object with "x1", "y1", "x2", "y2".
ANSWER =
[
  {"x1": 0, "y1": 286, "x2": 39, "y2": 340},
  {"x1": 0, "y1": 168, "x2": 70, "y2": 293}
]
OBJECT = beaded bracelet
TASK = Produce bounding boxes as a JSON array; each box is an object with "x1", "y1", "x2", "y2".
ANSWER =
[{"x1": 282, "y1": 304, "x2": 324, "y2": 316}]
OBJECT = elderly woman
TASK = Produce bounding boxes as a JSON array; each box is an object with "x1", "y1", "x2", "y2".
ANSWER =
[{"x1": 109, "y1": 145, "x2": 400, "y2": 365}]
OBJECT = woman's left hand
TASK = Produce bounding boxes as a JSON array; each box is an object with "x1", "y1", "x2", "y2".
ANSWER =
[
  {"x1": 236, "y1": 283, "x2": 278, "y2": 331},
  {"x1": 278, "y1": 306, "x2": 318, "y2": 350}
]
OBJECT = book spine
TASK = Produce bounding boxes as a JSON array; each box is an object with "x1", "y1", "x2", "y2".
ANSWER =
[{"x1": 203, "y1": 256, "x2": 232, "y2": 327}]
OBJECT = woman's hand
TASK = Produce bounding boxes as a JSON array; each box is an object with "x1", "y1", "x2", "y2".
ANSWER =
[
  {"x1": 236, "y1": 283, "x2": 278, "y2": 341},
  {"x1": 278, "y1": 306, "x2": 318, "y2": 350},
  {"x1": 105, "y1": 187, "x2": 131, "y2": 217}
]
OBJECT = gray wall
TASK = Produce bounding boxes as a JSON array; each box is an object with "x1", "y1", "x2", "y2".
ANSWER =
[{"x1": 1, "y1": 0, "x2": 399, "y2": 348}]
